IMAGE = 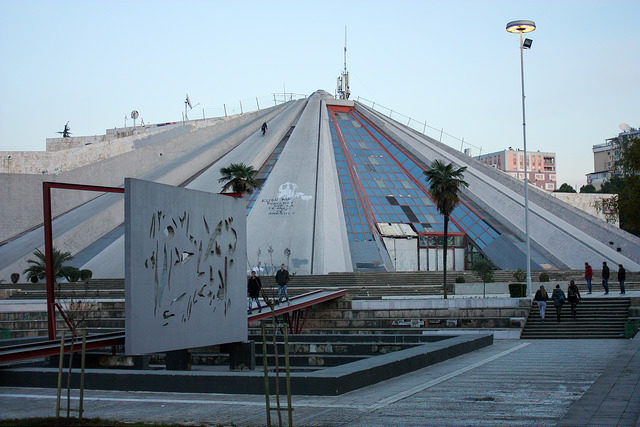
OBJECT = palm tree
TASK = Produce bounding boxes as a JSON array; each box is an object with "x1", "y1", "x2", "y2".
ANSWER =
[
  {"x1": 218, "y1": 163, "x2": 259, "y2": 195},
  {"x1": 423, "y1": 160, "x2": 469, "y2": 299},
  {"x1": 23, "y1": 248, "x2": 76, "y2": 283}
]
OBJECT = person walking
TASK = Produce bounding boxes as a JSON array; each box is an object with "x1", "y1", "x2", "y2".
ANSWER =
[
  {"x1": 247, "y1": 271, "x2": 262, "y2": 314},
  {"x1": 584, "y1": 262, "x2": 593, "y2": 294},
  {"x1": 551, "y1": 284, "x2": 566, "y2": 322},
  {"x1": 534, "y1": 285, "x2": 549, "y2": 322},
  {"x1": 567, "y1": 280, "x2": 581, "y2": 319},
  {"x1": 261, "y1": 122, "x2": 268, "y2": 136},
  {"x1": 275, "y1": 263, "x2": 290, "y2": 304},
  {"x1": 617, "y1": 264, "x2": 626, "y2": 294},
  {"x1": 602, "y1": 261, "x2": 610, "y2": 295}
]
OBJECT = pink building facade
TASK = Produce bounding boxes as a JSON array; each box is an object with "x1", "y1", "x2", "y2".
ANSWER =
[{"x1": 475, "y1": 149, "x2": 556, "y2": 191}]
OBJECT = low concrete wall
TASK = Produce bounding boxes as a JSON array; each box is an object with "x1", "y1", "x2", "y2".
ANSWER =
[
  {"x1": 551, "y1": 192, "x2": 619, "y2": 227},
  {"x1": 454, "y1": 282, "x2": 564, "y2": 296},
  {"x1": 353, "y1": 296, "x2": 528, "y2": 310}
]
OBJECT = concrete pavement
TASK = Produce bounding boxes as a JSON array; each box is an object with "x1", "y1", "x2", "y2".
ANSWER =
[{"x1": 2, "y1": 337, "x2": 638, "y2": 426}]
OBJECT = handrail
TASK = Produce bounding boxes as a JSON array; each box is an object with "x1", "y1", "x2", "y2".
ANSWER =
[{"x1": 356, "y1": 96, "x2": 484, "y2": 155}]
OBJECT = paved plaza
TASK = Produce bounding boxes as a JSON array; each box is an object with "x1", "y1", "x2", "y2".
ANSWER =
[{"x1": 2, "y1": 337, "x2": 639, "y2": 426}]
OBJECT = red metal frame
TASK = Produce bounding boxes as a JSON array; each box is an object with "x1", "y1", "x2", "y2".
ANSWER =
[
  {"x1": 0, "y1": 332, "x2": 124, "y2": 364},
  {"x1": 43, "y1": 182, "x2": 124, "y2": 340},
  {"x1": 248, "y1": 289, "x2": 348, "y2": 334}
]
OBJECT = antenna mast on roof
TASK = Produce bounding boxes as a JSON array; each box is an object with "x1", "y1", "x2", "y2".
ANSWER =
[{"x1": 336, "y1": 26, "x2": 350, "y2": 100}]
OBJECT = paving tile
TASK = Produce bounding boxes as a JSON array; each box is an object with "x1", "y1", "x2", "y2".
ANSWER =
[{"x1": 1, "y1": 338, "x2": 638, "y2": 426}]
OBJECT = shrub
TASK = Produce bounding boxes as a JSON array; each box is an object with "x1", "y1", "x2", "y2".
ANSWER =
[
  {"x1": 10, "y1": 273, "x2": 20, "y2": 284},
  {"x1": 66, "y1": 268, "x2": 81, "y2": 282},
  {"x1": 80, "y1": 269, "x2": 93, "y2": 280},
  {"x1": 455, "y1": 276, "x2": 466, "y2": 283},
  {"x1": 508, "y1": 283, "x2": 527, "y2": 297},
  {"x1": 30, "y1": 275, "x2": 38, "y2": 283},
  {"x1": 539, "y1": 272, "x2": 550, "y2": 282},
  {"x1": 513, "y1": 268, "x2": 526, "y2": 282}
]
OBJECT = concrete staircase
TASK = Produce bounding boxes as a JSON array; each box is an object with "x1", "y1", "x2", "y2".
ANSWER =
[
  {"x1": 1, "y1": 271, "x2": 637, "y2": 339},
  {"x1": 521, "y1": 297, "x2": 631, "y2": 339}
]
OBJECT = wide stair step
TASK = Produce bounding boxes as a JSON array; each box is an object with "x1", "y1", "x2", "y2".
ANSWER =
[{"x1": 521, "y1": 297, "x2": 631, "y2": 339}]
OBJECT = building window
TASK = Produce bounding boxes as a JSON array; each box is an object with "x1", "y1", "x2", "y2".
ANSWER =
[
  {"x1": 545, "y1": 183, "x2": 555, "y2": 190},
  {"x1": 535, "y1": 173, "x2": 544, "y2": 180},
  {"x1": 550, "y1": 175, "x2": 556, "y2": 181},
  {"x1": 519, "y1": 173, "x2": 525, "y2": 179}
]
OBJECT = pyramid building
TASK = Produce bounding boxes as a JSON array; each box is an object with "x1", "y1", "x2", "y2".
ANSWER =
[{"x1": 1, "y1": 90, "x2": 639, "y2": 281}]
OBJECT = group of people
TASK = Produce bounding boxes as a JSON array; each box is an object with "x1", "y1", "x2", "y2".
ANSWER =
[
  {"x1": 247, "y1": 264, "x2": 290, "y2": 314},
  {"x1": 534, "y1": 260, "x2": 628, "y2": 322},
  {"x1": 534, "y1": 281, "x2": 581, "y2": 322},
  {"x1": 584, "y1": 261, "x2": 626, "y2": 295}
]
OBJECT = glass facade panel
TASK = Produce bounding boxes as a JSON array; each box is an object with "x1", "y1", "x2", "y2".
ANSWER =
[{"x1": 328, "y1": 107, "x2": 498, "y2": 249}]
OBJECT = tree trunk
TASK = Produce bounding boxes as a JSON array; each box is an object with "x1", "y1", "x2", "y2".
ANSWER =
[{"x1": 443, "y1": 215, "x2": 448, "y2": 299}]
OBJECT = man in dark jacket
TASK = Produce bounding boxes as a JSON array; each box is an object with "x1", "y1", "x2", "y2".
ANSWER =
[
  {"x1": 602, "y1": 262, "x2": 610, "y2": 295},
  {"x1": 275, "y1": 264, "x2": 290, "y2": 304},
  {"x1": 617, "y1": 264, "x2": 626, "y2": 294}
]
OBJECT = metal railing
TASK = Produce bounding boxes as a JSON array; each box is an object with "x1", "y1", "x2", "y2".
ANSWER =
[
  {"x1": 195, "y1": 92, "x2": 307, "y2": 121},
  {"x1": 356, "y1": 96, "x2": 483, "y2": 156}
]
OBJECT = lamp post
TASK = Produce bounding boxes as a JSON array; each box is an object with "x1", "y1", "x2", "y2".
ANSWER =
[{"x1": 506, "y1": 19, "x2": 535, "y2": 297}]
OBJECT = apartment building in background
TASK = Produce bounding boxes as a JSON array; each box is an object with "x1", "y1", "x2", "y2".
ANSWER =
[
  {"x1": 587, "y1": 126, "x2": 639, "y2": 189},
  {"x1": 474, "y1": 148, "x2": 556, "y2": 191}
]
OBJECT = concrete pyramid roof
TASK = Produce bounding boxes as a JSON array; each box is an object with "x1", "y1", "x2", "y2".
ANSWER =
[{"x1": 1, "y1": 90, "x2": 639, "y2": 281}]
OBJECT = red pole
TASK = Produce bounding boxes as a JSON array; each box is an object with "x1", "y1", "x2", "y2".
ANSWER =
[
  {"x1": 41, "y1": 182, "x2": 124, "y2": 340},
  {"x1": 43, "y1": 182, "x2": 56, "y2": 340}
]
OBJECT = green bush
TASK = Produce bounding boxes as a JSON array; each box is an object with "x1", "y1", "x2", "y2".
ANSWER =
[
  {"x1": 455, "y1": 276, "x2": 466, "y2": 283},
  {"x1": 539, "y1": 272, "x2": 550, "y2": 282},
  {"x1": 30, "y1": 275, "x2": 38, "y2": 283},
  {"x1": 80, "y1": 269, "x2": 93, "y2": 280},
  {"x1": 513, "y1": 268, "x2": 526, "y2": 282},
  {"x1": 66, "y1": 268, "x2": 81, "y2": 282},
  {"x1": 10, "y1": 273, "x2": 20, "y2": 284},
  {"x1": 508, "y1": 283, "x2": 527, "y2": 298}
]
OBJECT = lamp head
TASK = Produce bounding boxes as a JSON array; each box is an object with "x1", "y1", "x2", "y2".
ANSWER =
[
  {"x1": 506, "y1": 20, "x2": 536, "y2": 33},
  {"x1": 523, "y1": 38, "x2": 533, "y2": 49}
]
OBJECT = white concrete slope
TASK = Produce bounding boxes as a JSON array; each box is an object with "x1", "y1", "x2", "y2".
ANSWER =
[
  {"x1": 0, "y1": 103, "x2": 293, "y2": 282},
  {"x1": 79, "y1": 99, "x2": 308, "y2": 278},
  {"x1": 247, "y1": 92, "x2": 352, "y2": 275},
  {"x1": 356, "y1": 103, "x2": 640, "y2": 271}
]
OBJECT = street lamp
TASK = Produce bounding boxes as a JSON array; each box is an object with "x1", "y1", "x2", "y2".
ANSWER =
[{"x1": 506, "y1": 19, "x2": 535, "y2": 297}]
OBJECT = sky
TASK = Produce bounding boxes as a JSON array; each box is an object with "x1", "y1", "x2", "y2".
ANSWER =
[{"x1": 1, "y1": 0, "x2": 638, "y2": 189}]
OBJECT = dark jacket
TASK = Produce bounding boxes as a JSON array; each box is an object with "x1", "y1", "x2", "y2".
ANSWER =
[
  {"x1": 567, "y1": 284, "x2": 581, "y2": 303},
  {"x1": 602, "y1": 265, "x2": 610, "y2": 280},
  {"x1": 534, "y1": 290, "x2": 548, "y2": 302},
  {"x1": 618, "y1": 267, "x2": 626, "y2": 282},
  {"x1": 551, "y1": 288, "x2": 566, "y2": 306},
  {"x1": 275, "y1": 268, "x2": 290, "y2": 286},
  {"x1": 248, "y1": 276, "x2": 262, "y2": 298}
]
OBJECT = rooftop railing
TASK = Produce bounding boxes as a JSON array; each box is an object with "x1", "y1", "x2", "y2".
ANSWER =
[{"x1": 356, "y1": 96, "x2": 483, "y2": 157}]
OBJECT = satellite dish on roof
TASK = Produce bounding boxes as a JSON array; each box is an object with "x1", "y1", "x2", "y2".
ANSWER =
[{"x1": 619, "y1": 123, "x2": 632, "y2": 132}]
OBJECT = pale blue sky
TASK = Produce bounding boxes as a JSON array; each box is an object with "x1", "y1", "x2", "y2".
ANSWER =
[{"x1": 1, "y1": 0, "x2": 638, "y2": 188}]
